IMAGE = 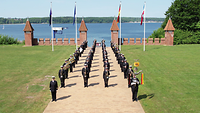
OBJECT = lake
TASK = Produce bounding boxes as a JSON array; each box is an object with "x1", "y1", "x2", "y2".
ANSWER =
[{"x1": 0, "y1": 23, "x2": 162, "y2": 46}]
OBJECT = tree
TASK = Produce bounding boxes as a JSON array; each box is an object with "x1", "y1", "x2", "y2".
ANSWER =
[{"x1": 161, "y1": 0, "x2": 200, "y2": 32}]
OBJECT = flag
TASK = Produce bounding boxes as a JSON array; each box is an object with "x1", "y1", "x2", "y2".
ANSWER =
[
  {"x1": 49, "y1": 8, "x2": 52, "y2": 26},
  {"x1": 73, "y1": 4, "x2": 76, "y2": 25},
  {"x1": 117, "y1": 4, "x2": 121, "y2": 23},
  {"x1": 141, "y1": 73, "x2": 144, "y2": 85},
  {"x1": 140, "y1": 4, "x2": 145, "y2": 25}
]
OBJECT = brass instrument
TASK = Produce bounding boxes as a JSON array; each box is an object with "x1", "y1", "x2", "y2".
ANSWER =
[
  {"x1": 84, "y1": 69, "x2": 87, "y2": 77},
  {"x1": 106, "y1": 71, "x2": 109, "y2": 77},
  {"x1": 63, "y1": 61, "x2": 70, "y2": 70}
]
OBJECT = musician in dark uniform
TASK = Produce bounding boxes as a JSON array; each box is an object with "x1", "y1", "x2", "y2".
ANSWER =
[
  {"x1": 58, "y1": 65, "x2": 65, "y2": 88},
  {"x1": 103, "y1": 68, "x2": 110, "y2": 88},
  {"x1": 82, "y1": 64, "x2": 90, "y2": 87},
  {"x1": 104, "y1": 59, "x2": 110, "y2": 71},
  {"x1": 123, "y1": 59, "x2": 129, "y2": 79},
  {"x1": 127, "y1": 65, "x2": 134, "y2": 88},
  {"x1": 49, "y1": 76, "x2": 58, "y2": 102},
  {"x1": 69, "y1": 55, "x2": 73, "y2": 72},
  {"x1": 63, "y1": 59, "x2": 69, "y2": 79},
  {"x1": 130, "y1": 74, "x2": 140, "y2": 102}
]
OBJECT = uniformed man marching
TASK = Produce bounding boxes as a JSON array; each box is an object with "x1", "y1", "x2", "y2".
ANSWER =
[
  {"x1": 82, "y1": 64, "x2": 90, "y2": 88},
  {"x1": 58, "y1": 65, "x2": 65, "y2": 88},
  {"x1": 130, "y1": 74, "x2": 140, "y2": 102},
  {"x1": 103, "y1": 68, "x2": 110, "y2": 88}
]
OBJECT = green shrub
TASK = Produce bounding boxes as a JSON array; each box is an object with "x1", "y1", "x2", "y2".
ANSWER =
[
  {"x1": 0, "y1": 34, "x2": 19, "y2": 45},
  {"x1": 148, "y1": 28, "x2": 165, "y2": 42}
]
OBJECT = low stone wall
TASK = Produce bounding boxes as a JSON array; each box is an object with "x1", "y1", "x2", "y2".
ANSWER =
[
  {"x1": 38, "y1": 38, "x2": 79, "y2": 46},
  {"x1": 123, "y1": 38, "x2": 166, "y2": 45}
]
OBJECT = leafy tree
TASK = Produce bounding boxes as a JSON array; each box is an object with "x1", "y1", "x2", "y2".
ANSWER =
[{"x1": 162, "y1": 0, "x2": 200, "y2": 32}]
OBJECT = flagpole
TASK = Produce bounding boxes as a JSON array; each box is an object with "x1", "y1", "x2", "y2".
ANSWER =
[
  {"x1": 75, "y1": 2, "x2": 78, "y2": 50},
  {"x1": 143, "y1": 2, "x2": 146, "y2": 52},
  {"x1": 119, "y1": 1, "x2": 122, "y2": 51},
  {"x1": 51, "y1": 2, "x2": 54, "y2": 51}
]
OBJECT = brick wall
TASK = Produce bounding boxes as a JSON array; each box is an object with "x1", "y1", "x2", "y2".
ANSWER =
[
  {"x1": 122, "y1": 38, "x2": 166, "y2": 45},
  {"x1": 37, "y1": 38, "x2": 76, "y2": 46}
]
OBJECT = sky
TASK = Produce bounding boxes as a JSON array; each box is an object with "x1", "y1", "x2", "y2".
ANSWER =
[{"x1": 0, "y1": 0, "x2": 174, "y2": 18}]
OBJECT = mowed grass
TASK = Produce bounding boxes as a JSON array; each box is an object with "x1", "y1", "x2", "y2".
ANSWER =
[
  {"x1": 121, "y1": 44, "x2": 200, "y2": 113},
  {"x1": 0, "y1": 45, "x2": 75, "y2": 113}
]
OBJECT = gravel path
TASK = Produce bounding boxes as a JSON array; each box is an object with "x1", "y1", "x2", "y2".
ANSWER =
[{"x1": 43, "y1": 47, "x2": 145, "y2": 113}]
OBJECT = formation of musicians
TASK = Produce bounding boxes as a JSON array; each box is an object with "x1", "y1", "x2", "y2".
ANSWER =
[
  {"x1": 111, "y1": 41, "x2": 142, "y2": 101},
  {"x1": 50, "y1": 40, "x2": 143, "y2": 102},
  {"x1": 102, "y1": 40, "x2": 110, "y2": 88},
  {"x1": 59, "y1": 41, "x2": 88, "y2": 88},
  {"x1": 81, "y1": 40, "x2": 96, "y2": 87}
]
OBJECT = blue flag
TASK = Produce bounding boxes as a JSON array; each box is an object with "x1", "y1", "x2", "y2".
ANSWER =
[
  {"x1": 73, "y1": 4, "x2": 76, "y2": 25},
  {"x1": 49, "y1": 8, "x2": 52, "y2": 26}
]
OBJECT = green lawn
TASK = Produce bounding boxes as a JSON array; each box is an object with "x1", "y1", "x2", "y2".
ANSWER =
[
  {"x1": 0, "y1": 45, "x2": 75, "y2": 113},
  {"x1": 121, "y1": 44, "x2": 200, "y2": 113}
]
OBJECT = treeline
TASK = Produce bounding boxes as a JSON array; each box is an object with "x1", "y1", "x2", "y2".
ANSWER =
[
  {"x1": 0, "y1": 17, "x2": 164, "y2": 24},
  {"x1": 149, "y1": 0, "x2": 200, "y2": 45}
]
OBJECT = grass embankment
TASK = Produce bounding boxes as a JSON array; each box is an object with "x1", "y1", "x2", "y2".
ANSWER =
[
  {"x1": 122, "y1": 45, "x2": 200, "y2": 113},
  {"x1": 0, "y1": 45, "x2": 75, "y2": 113}
]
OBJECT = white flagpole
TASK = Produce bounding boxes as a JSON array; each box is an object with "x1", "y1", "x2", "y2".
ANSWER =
[
  {"x1": 119, "y1": 1, "x2": 122, "y2": 51},
  {"x1": 51, "y1": 2, "x2": 54, "y2": 51},
  {"x1": 143, "y1": 2, "x2": 146, "y2": 52},
  {"x1": 75, "y1": 2, "x2": 78, "y2": 50}
]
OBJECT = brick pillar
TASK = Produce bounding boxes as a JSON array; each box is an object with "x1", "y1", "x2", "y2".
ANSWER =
[
  {"x1": 160, "y1": 38, "x2": 165, "y2": 45},
  {"x1": 154, "y1": 38, "x2": 160, "y2": 45},
  {"x1": 148, "y1": 38, "x2": 153, "y2": 45},
  {"x1": 70, "y1": 38, "x2": 75, "y2": 45},
  {"x1": 136, "y1": 38, "x2": 141, "y2": 45},
  {"x1": 53, "y1": 38, "x2": 56, "y2": 45},
  {"x1": 77, "y1": 38, "x2": 80, "y2": 45},
  {"x1": 129, "y1": 38, "x2": 134, "y2": 45},
  {"x1": 39, "y1": 38, "x2": 44, "y2": 45},
  {"x1": 123, "y1": 38, "x2": 128, "y2": 45},
  {"x1": 23, "y1": 19, "x2": 34, "y2": 46},
  {"x1": 110, "y1": 19, "x2": 119, "y2": 44},
  {"x1": 64, "y1": 38, "x2": 69, "y2": 45},
  {"x1": 79, "y1": 19, "x2": 88, "y2": 44},
  {"x1": 142, "y1": 38, "x2": 147, "y2": 45},
  {"x1": 164, "y1": 18, "x2": 175, "y2": 46},
  {"x1": 57, "y1": 38, "x2": 63, "y2": 45},
  {"x1": 45, "y1": 38, "x2": 50, "y2": 45}
]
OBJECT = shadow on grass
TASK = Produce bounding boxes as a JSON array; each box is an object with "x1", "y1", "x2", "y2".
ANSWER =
[
  {"x1": 88, "y1": 82, "x2": 99, "y2": 87},
  {"x1": 57, "y1": 95, "x2": 71, "y2": 101},
  {"x1": 138, "y1": 93, "x2": 155, "y2": 100},
  {"x1": 65, "y1": 83, "x2": 76, "y2": 87},
  {"x1": 92, "y1": 62, "x2": 99, "y2": 64},
  {"x1": 75, "y1": 65, "x2": 84, "y2": 68}
]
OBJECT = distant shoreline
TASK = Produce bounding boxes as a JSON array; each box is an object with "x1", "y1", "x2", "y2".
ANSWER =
[{"x1": 0, "y1": 21, "x2": 163, "y2": 25}]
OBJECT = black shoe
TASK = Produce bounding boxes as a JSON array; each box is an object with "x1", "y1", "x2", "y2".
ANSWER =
[
  {"x1": 51, "y1": 100, "x2": 54, "y2": 102},
  {"x1": 136, "y1": 98, "x2": 138, "y2": 101},
  {"x1": 132, "y1": 99, "x2": 135, "y2": 102}
]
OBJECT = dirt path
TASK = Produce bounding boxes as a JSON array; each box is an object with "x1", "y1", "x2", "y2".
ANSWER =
[{"x1": 43, "y1": 47, "x2": 145, "y2": 113}]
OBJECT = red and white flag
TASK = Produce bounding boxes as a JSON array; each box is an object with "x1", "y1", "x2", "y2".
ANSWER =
[{"x1": 140, "y1": 4, "x2": 145, "y2": 25}]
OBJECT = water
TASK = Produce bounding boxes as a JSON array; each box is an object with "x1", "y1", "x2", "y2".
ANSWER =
[{"x1": 0, "y1": 23, "x2": 162, "y2": 46}]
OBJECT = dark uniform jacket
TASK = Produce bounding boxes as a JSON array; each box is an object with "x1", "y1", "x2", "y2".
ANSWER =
[
  {"x1": 103, "y1": 70, "x2": 110, "y2": 79},
  {"x1": 49, "y1": 80, "x2": 58, "y2": 92},
  {"x1": 58, "y1": 69, "x2": 65, "y2": 79},
  {"x1": 82, "y1": 67, "x2": 89, "y2": 78}
]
